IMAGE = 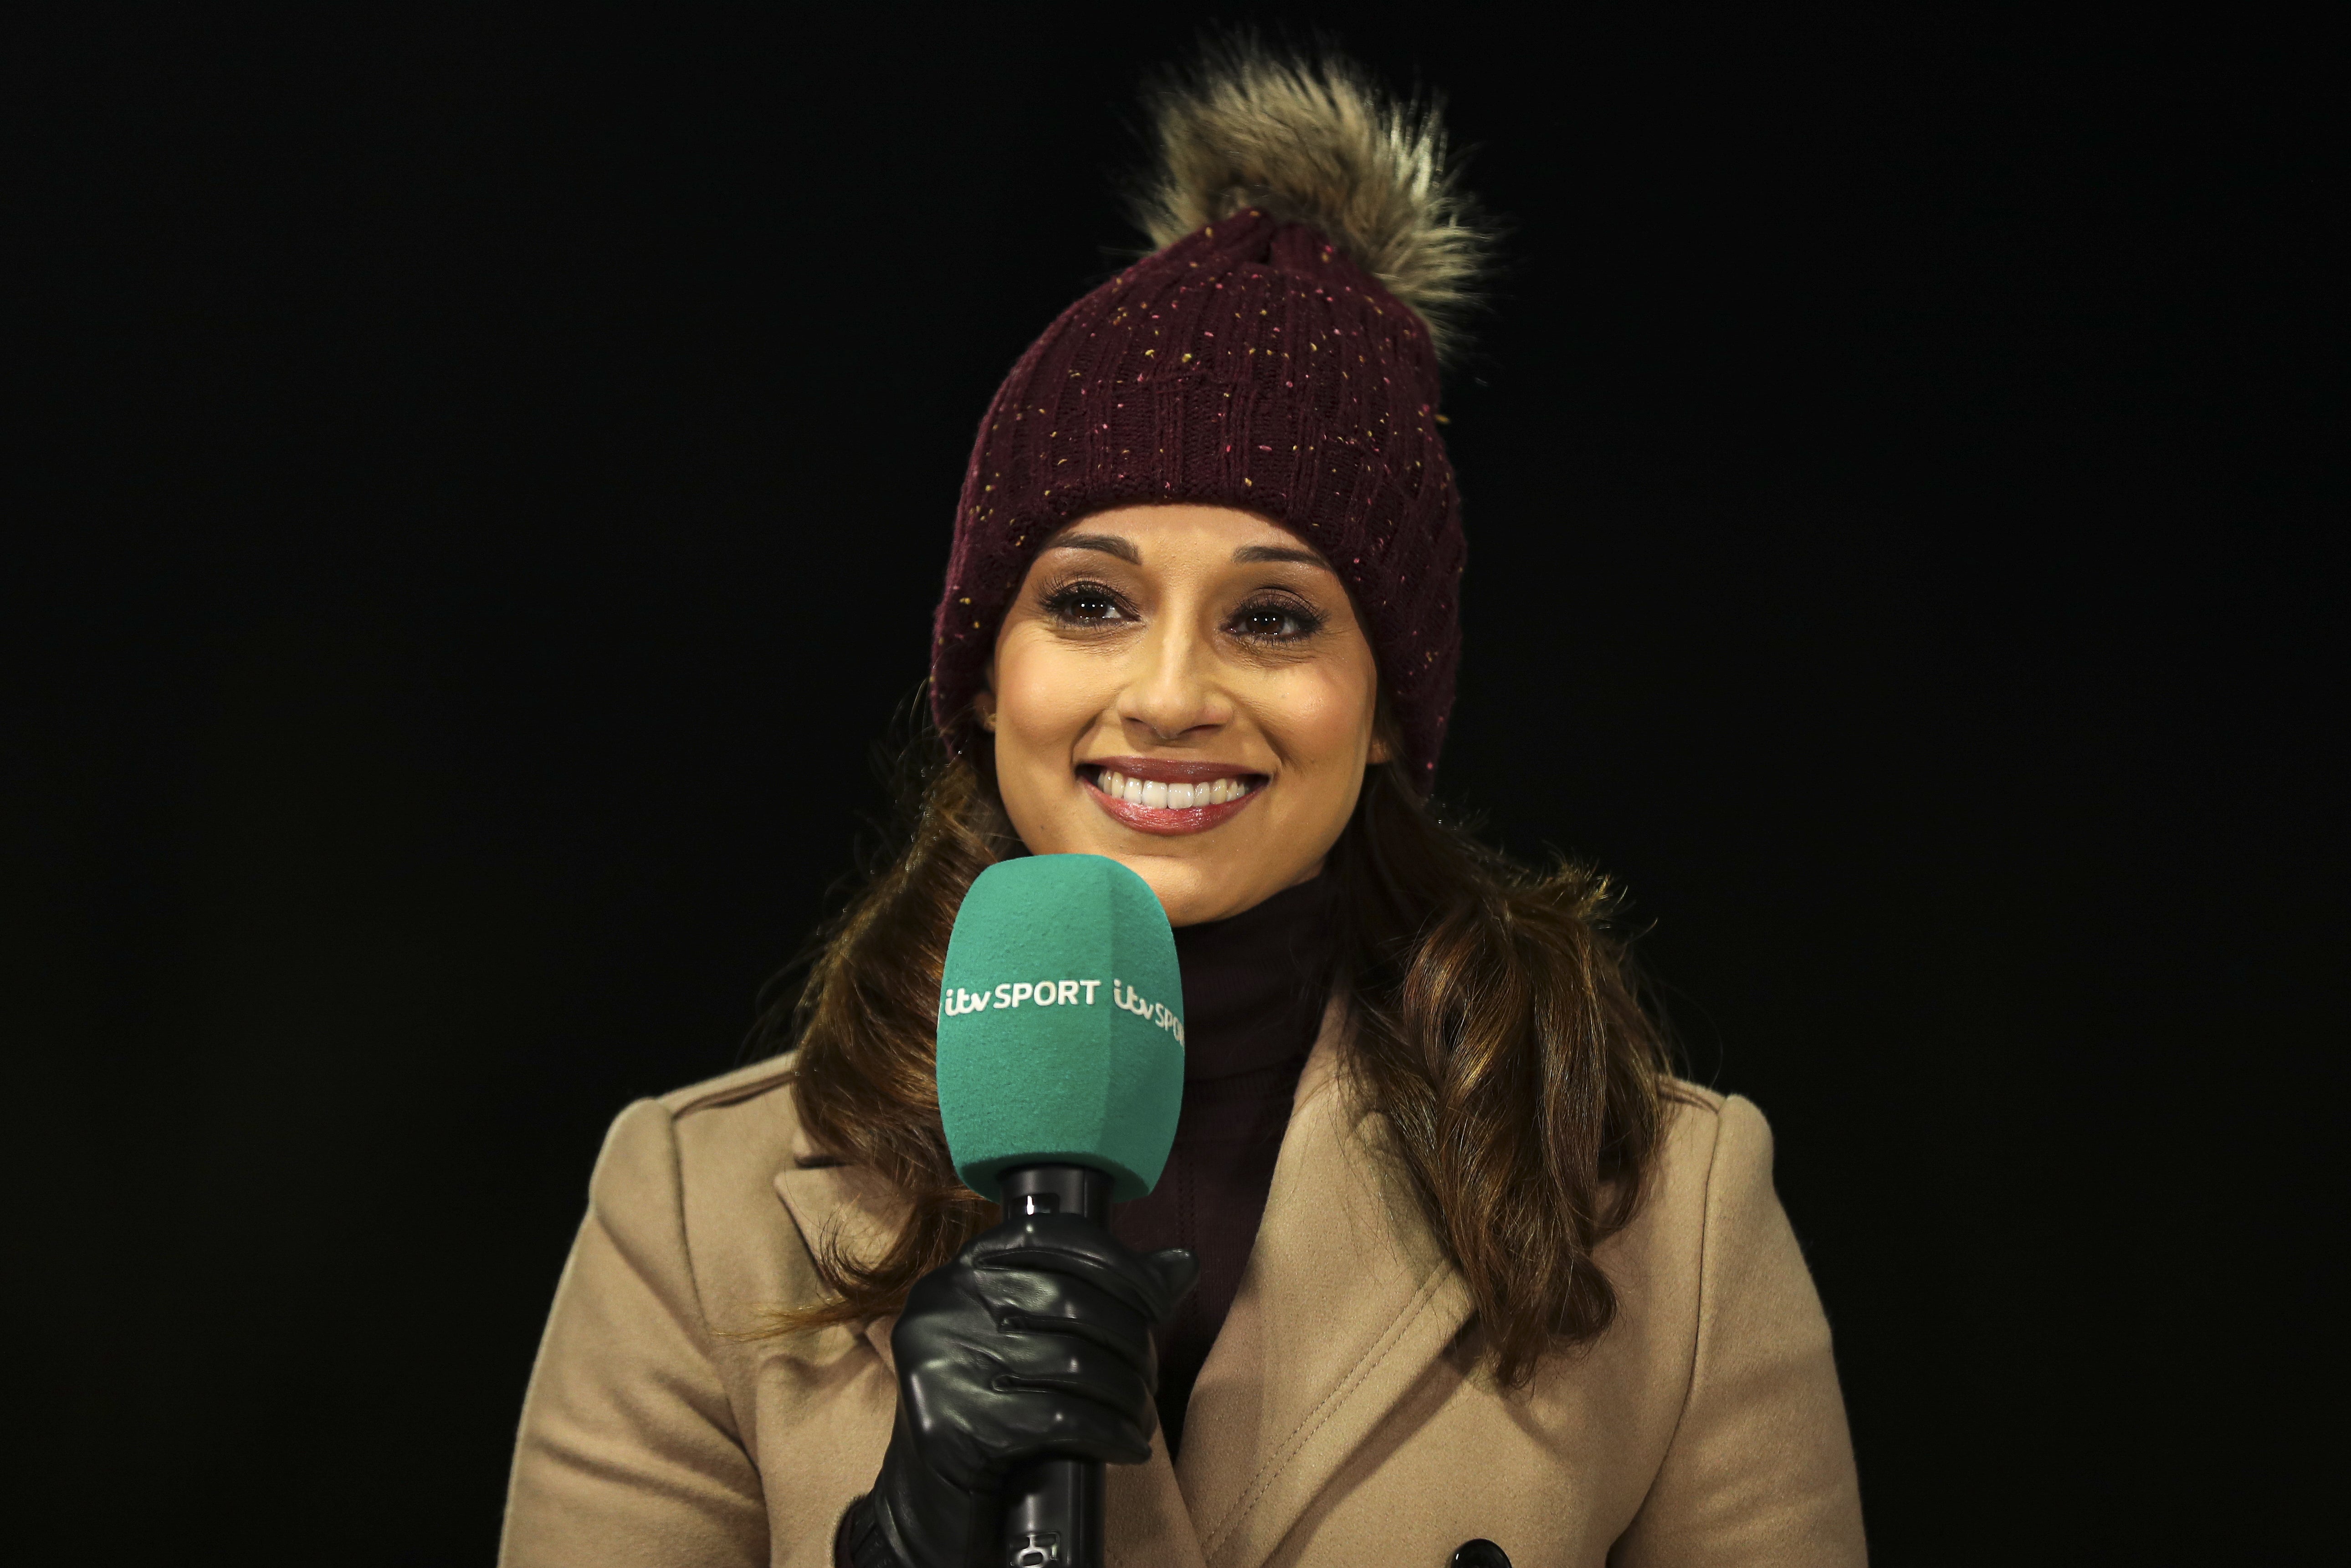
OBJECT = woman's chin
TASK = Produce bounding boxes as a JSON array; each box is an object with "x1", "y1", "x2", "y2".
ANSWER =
[{"x1": 1085, "y1": 848, "x2": 1299, "y2": 929}]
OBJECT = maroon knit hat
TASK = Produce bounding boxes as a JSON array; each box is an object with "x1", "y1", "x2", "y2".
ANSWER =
[{"x1": 929, "y1": 51, "x2": 1490, "y2": 789}]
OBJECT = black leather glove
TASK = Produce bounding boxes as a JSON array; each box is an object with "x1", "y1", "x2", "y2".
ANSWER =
[{"x1": 839, "y1": 1211, "x2": 1197, "y2": 1568}]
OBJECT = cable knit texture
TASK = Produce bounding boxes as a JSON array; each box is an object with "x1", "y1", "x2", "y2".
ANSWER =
[{"x1": 929, "y1": 206, "x2": 1465, "y2": 787}]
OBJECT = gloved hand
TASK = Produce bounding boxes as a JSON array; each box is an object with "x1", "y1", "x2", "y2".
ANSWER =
[{"x1": 840, "y1": 1210, "x2": 1197, "y2": 1568}]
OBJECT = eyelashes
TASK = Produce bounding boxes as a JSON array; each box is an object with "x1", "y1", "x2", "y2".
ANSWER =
[
  {"x1": 1228, "y1": 595, "x2": 1326, "y2": 642},
  {"x1": 1035, "y1": 578, "x2": 1326, "y2": 644},
  {"x1": 1039, "y1": 580, "x2": 1134, "y2": 625}
]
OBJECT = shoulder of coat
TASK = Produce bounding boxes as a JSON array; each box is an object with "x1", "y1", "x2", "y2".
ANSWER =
[
  {"x1": 653, "y1": 1050, "x2": 821, "y2": 1166},
  {"x1": 1648, "y1": 1082, "x2": 1783, "y2": 1213},
  {"x1": 658, "y1": 1049, "x2": 800, "y2": 1118},
  {"x1": 1661, "y1": 1075, "x2": 1728, "y2": 1124},
  {"x1": 1644, "y1": 1078, "x2": 1732, "y2": 1198},
  {"x1": 646, "y1": 1050, "x2": 838, "y2": 1214}
]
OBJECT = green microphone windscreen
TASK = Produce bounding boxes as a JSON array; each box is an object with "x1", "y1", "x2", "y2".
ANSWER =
[{"x1": 935, "y1": 853, "x2": 1185, "y2": 1202}]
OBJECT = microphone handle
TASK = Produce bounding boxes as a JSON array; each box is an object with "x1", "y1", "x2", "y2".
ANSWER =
[{"x1": 996, "y1": 1164, "x2": 1117, "y2": 1568}]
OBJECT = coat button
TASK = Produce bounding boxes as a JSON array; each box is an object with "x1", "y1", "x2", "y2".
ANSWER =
[{"x1": 1451, "y1": 1542, "x2": 1510, "y2": 1568}]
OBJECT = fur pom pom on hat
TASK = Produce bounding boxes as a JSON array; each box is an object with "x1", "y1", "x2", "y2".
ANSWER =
[
  {"x1": 930, "y1": 44, "x2": 1493, "y2": 788},
  {"x1": 1132, "y1": 46, "x2": 1492, "y2": 365}
]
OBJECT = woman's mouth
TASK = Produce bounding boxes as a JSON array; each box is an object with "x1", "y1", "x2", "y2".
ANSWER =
[{"x1": 1079, "y1": 760, "x2": 1266, "y2": 836}]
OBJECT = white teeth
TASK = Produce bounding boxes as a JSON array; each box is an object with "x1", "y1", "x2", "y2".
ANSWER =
[{"x1": 1094, "y1": 768, "x2": 1258, "y2": 809}]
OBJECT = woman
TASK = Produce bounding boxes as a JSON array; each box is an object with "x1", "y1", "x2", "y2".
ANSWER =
[{"x1": 501, "y1": 47, "x2": 1865, "y2": 1568}]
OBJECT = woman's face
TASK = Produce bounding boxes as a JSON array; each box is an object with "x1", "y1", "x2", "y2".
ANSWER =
[{"x1": 978, "y1": 503, "x2": 1387, "y2": 927}]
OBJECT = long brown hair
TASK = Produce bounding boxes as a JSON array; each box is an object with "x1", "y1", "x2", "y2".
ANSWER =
[{"x1": 761, "y1": 723, "x2": 1679, "y2": 1385}]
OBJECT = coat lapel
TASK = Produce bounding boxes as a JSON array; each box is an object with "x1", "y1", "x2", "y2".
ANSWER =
[
  {"x1": 1176, "y1": 1004, "x2": 1476, "y2": 1568},
  {"x1": 772, "y1": 1129, "x2": 908, "y2": 1370}
]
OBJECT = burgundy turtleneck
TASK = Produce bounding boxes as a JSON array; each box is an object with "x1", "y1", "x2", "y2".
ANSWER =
[{"x1": 1109, "y1": 875, "x2": 1337, "y2": 1459}]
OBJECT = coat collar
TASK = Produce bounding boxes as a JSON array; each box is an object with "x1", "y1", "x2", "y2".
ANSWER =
[
  {"x1": 769, "y1": 1001, "x2": 1474, "y2": 1568},
  {"x1": 773, "y1": 1134, "x2": 907, "y2": 1370}
]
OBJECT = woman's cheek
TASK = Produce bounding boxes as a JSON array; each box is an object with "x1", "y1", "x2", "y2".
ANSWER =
[
  {"x1": 989, "y1": 635, "x2": 1102, "y2": 847},
  {"x1": 996, "y1": 637, "x2": 1082, "y2": 744},
  {"x1": 1260, "y1": 662, "x2": 1373, "y2": 774}
]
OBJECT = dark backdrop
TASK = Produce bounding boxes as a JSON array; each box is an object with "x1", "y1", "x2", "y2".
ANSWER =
[{"x1": 10, "y1": 10, "x2": 2338, "y2": 1563}]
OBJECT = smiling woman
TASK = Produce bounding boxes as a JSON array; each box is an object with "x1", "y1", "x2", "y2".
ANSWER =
[
  {"x1": 501, "y1": 41, "x2": 1864, "y2": 1568},
  {"x1": 980, "y1": 506, "x2": 1384, "y2": 924}
]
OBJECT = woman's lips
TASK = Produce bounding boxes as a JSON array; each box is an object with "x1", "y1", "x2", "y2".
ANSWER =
[{"x1": 1081, "y1": 762, "x2": 1265, "y2": 837}]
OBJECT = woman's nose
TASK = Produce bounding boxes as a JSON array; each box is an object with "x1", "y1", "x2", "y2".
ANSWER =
[{"x1": 1117, "y1": 625, "x2": 1229, "y2": 740}]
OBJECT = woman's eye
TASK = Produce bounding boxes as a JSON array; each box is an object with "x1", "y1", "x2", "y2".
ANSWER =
[
  {"x1": 1043, "y1": 584, "x2": 1130, "y2": 624},
  {"x1": 1232, "y1": 600, "x2": 1323, "y2": 641}
]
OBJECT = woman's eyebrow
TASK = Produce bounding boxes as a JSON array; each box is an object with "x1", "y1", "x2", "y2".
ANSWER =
[
  {"x1": 1232, "y1": 543, "x2": 1327, "y2": 567},
  {"x1": 1044, "y1": 532, "x2": 1140, "y2": 563}
]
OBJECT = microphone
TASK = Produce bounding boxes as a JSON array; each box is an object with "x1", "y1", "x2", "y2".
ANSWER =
[{"x1": 936, "y1": 853, "x2": 1186, "y2": 1568}]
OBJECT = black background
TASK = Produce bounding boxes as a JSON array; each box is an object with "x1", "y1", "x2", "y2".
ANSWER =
[{"x1": 10, "y1": 9, "x2": 2339, "y2": 1563}]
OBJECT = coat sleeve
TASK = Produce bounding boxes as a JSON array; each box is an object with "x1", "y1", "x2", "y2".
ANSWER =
[
  {"x1": 1612, "y1": 1095, "x2": 1867, "y2": 1567},
  {"x1": 500, "y1": 1098, "x2": 770, "y2": 1568}
]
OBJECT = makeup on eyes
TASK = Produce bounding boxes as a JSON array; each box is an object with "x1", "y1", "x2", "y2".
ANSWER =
[
  {"x1": 1039, "y1": 579, "x2": 1133, "y2": 623},
  {"x1": 1037, "y1": 580, "x2": 1328, "y2": 643}
]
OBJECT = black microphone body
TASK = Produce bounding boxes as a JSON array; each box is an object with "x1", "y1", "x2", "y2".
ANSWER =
[{"x1": 996, "y1": 1164, "x2": 1117, "y2": 1568}]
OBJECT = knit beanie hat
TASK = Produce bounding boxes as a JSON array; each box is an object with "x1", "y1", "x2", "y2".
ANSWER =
[{"x1": 929, "y1": 48, "x2": 1492, "y2": 789}]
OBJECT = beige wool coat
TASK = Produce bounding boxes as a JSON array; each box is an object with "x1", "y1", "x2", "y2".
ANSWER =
[{"x1": 501, "y1": 1009, "x2": 1866, "y2": 1568}]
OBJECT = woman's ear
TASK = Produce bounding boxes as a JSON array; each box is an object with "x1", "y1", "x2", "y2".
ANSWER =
[
  {"x1": 974, "y1": 686, "x2": 998, "y2": 733},
  {"x1": 1368, "y1": 732, "x2": 1391, "y2": 764}
]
